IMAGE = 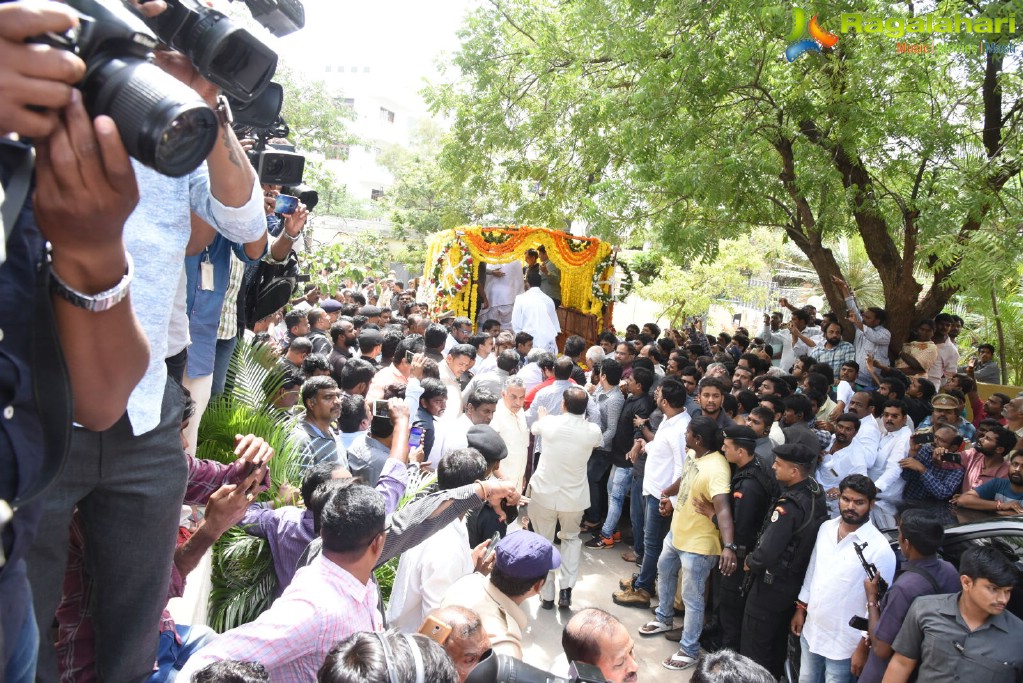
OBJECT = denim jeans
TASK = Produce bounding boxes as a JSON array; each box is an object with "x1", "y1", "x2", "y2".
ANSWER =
[
  {"x1": 630, "y1": 474, "x2": 645, "y2": 557},
  {"x1": 654, "y1": 534, "x2": 719, "y2": 658},
  {"x1": 211, "y1": 335, "x2": 238, "y2": 396},
  {"x1": 600, "y1": 467, "x2": 634, "y2": 538},
  {"x1": 798, "y1": 634, "x2": 854, "y2": 683},
  {"x1": 147, "y1": 625, "x2": 216, "y2": 682},
  {"x1": 634, "y1": 494, "x2": 671, "y2": 592},
  {"x1": 4, "y1": 574, "x2": 38, "y2": 683}
]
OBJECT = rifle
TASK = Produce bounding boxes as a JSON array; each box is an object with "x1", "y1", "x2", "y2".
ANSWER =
[{"x1": 853, "y1": 541, "x2": 889, "y2": 602}]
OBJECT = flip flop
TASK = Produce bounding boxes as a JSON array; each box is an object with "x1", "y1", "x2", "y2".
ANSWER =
[
  {"x1": 638, "y1": 620, "x2": 673, "y2": 636},
  {"x1": 662, "y1": 652, "x2": 697, "y2": 671}
]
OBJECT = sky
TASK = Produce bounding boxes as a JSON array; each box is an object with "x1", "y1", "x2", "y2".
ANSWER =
[{"x1": 267, "y1": 0, "x2": 476, "y2": 115}]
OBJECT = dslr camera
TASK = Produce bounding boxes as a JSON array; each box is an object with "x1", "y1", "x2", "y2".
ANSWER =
[{"x1": 37, "y1": 0, "x2": 297, "y2": 177}]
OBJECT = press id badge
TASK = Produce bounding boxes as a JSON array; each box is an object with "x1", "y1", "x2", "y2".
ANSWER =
[{"x1": 200, "y1": 256, "x2": 215, "y2": 291}]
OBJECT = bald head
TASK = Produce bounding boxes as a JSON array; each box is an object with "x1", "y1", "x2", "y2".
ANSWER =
[
  {"x1": 424, "y1": 607, "x2": 490, "y2": 683},
  {"x1": 562, "y1": 608, "x2": 637, "y2": 683}
]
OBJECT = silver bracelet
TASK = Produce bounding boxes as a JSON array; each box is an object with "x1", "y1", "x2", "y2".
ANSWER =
[{"x1": 50, "y1": 252, "x2": 133, "y2": 313}]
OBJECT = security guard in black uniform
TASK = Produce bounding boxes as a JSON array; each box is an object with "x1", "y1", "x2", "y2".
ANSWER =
[
  {"x1": 706, "y1": 426, "x2": 779, "y2": 652},
  {"x1": 739, "y1": 443, "x2": 827, "y2": 678}
]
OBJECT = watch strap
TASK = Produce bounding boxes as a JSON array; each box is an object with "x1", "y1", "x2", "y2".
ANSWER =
[{"x1": 50, "y1": 252, "x2": 133, "y2": 312}]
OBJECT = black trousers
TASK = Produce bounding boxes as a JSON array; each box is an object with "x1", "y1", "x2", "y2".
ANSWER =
[
  {"x1": 741, "y1": 581, "x2": 798, "y2": 678},
  {"x1": 716, "y1": 566, "x2": 746, "y2": 651}
]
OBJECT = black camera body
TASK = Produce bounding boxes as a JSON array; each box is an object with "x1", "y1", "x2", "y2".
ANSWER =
[
  {"x1": 42, "y1": 0, "x2": 219, "y2": 177},
  {"x1": 143, "y1": 0, "x2": 278, "y2": 103},
  {"x1": 242, "y1": 0, "x2": 306, "y2": 36},
  {"x1": 241, "y1": 120, "x2": 306, "y2": 186}
]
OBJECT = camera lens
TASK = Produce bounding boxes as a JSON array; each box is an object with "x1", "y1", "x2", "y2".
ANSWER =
[{"x1": 85, "y1": 57, "x2": 218, "y2": 177}]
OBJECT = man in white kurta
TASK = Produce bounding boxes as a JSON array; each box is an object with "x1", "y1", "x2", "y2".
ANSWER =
[
  {"x1": 512, "y1": 272, "x2": 560, "y2": 354},
  {"x1": 479, "y1": 260, "x2": 525, "y2": 330},
  {"x1": 491, "y1": 377, "x2": 529, "y2": 491},
  {"x1": 385, "y1": 449, "x2": 485, "y2": 632},
  {"x1": 527, "y1": 387, "x2": 602, "y2": 607}
]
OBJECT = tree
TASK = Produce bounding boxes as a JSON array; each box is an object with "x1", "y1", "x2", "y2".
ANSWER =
[
  {"x1": 426, "y1": 0, "x2": 1022, "y2": 354},
  {"x1": 378, "y1": 119, "x2": 511, "y2": 239}
]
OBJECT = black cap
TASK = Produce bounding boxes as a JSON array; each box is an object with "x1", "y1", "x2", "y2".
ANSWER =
[
  {"x1": 466, "y1": 424, "x2": 508, "y2": 462},
  {"x1": 773, "y1": 443, "x2": 817, "y2": 466},
  {"x1": 723, "y1": 425, "x2": 759, "y2": 447},
  {"x1": 359, "y1": 329, "x2": 383, "y2": 346}
]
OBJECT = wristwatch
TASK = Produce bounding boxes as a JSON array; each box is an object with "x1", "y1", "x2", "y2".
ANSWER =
[
  {"x1": 214, "y1": 95, "x2": 233, "y2": 127},
  {"x1": 723, "y1": 542, "x2": 738, "y2": 552},
  {"x1": 50, "y1": 253, "x2": 134, "y2": 313}
]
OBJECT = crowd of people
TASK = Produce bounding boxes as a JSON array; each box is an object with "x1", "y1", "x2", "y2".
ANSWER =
[{"x1": 3, "y1": 4, "x2": 1023, "y2": 681}]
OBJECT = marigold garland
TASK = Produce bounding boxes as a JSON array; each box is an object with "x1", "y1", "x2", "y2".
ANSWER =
[{"x1": 422, "y1": 226, "x2": 615, "y2": 326}]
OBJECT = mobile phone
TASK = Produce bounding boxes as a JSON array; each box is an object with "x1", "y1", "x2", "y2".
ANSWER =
[
  {"x1": 406, "y1": 350, "x2": 415, "y2": 364},
  {"x1": 274, "y1": 194, "x2": 299, "y2": 215},
  {"x1": 911, "y1": 432, "x2": 934, "y2": 445},
  {"x1": 408, "y1": 426, "x2": 423, "y2": 449},
  {"x1": 373, "y1": 400, "x2": 390, "y2": 418},
  {"x1": 418, "y1": 615, "x2": 453, "y2": 645},
  {"x1": 482, "y1": 530, "x2": 502, "y2": 564},
  {"x1": 849, "y1": 615, "x2": 869, "y2": 631}
]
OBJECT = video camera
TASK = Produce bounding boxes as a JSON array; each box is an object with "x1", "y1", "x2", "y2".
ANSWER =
[
  {"x1": 465, "y1": 652, "x2": 606, "y2": 683},
  {"x1": 237, "y1": 118, "x2": 310, "y2": 189},
  {"x1": 34, "y1": 0, "x2": 299, "y2": 177}
]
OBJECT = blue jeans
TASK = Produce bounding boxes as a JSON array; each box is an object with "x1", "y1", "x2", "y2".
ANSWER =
[
  {"x1": 4, "y1": 574, "x2": 38, "y2": 683},
  {"x1": 630, "y1": 474, "x2": 645, "y2": 556},
  {"x1": 600, "y1": 467, "x2": 634, "y2": 538},
  {"x1": 654, "y1": 534, "x2": 718, "y2": 658},
  {"x1": 147, "y1": 625, "x2": 216, "y2": 682},
  {"x1": 635, "y1": 494, "x2": 671, "y2": 593},
  {"x1": 211, "y1": 336, "x2": 238, "y2": 396},
  {"x1": 798, "y1": 634, "x2": 853, "y2": 683}
]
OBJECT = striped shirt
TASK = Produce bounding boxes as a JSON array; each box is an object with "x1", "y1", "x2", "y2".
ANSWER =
[
  {"x1": 216, "y1": 256, "x2": 246, "y2": 340},
  {"x1": 178, "y1": 556, "x2": 383, "y2": 683}
]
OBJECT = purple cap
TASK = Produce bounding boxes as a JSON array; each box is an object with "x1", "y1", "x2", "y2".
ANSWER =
[
  {"x1": 494, "y1": 531, "x2": 560, "y2": 579},
  {"x1": 320, "y1": 298, "x2": 342, "y2": 313}
]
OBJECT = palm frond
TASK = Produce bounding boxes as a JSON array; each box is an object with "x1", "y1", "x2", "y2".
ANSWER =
[{"x1": 226, "y1": 340, "x2": 288, "y2": 411}]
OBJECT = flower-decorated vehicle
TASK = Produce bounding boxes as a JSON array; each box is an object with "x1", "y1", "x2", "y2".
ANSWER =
[{"x1": 422, "y1": 225, "x2": 632, "y2": 342}]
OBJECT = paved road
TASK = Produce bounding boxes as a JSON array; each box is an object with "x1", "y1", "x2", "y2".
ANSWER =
[{"x1": 513, "y1": 522, "x2": 696, "y2": 682}]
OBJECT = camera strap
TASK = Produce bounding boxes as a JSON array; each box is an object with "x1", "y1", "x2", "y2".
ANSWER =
[{"x1": 0, "y1": 144, "x2": 35, "y2": 266}]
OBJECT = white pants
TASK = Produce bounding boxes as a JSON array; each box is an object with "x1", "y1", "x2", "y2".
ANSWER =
[{"x1": 528, "y1": 502, "x2": 583, "y2": 600}]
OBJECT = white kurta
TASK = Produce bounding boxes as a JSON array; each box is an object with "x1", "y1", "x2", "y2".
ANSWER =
[
  {"x1": 491, "y1": 399, "x2": 529, "y2": 490},
  {"x1": 511, "y1": 288, "x2": 560, "y2": 354},
  {"x1": 480, "y1": 260, "x2": 525, "y2": 329}
]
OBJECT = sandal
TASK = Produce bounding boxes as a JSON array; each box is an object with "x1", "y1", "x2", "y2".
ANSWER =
[
  {"x1": 638, "y1": 620, "x2": 673, "y2": 636},
  {"x1": 662, "y1": 651, "x2": 697, "y2": 671}
]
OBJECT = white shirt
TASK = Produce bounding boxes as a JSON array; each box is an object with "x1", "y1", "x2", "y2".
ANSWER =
[
  {"x1": 642, "y1": 410, "x2": 691, "y2": 499},
  {"x1": 816, "y1": 441, "x2": 869, "y2": 491},
  {"x1": 491, "y1": 400, "x2": 529, "y2": 490},
  {"x1": 871, "y1": 425, "x2": 911, "y2": 505},
  {"x1": 798, "y1": 518, "x2": 896, "y2": 660},
  {"x1": 511, "y1": 288, "x2": 560, "y2": 354},
  {"x1": 932, "y1": 339, "x2": 961, "y2": 388},
  {"x1": 427, "y1": 413, "x2": 472, "y2": 468},
  {"x1": 836, "y1": 381, "x2": 854, "y2": 410},
  {"x1": 386, "y1": 518, "x2": 473, "y2": 633},
  {"x1": 528, "y1": 413, "x2": 602, "y2": 511},
  {"x1": 438, "y1": 358, "x2": 464, "y2": 416},
  {"x1": 852, "y1": 414, "x2": 881, "y2": 470},
  {"x1": 769, "y1": 422, "x2": 786, "y2": 447},
  {"x1": 518, "y1": 363, "x2": 544, "y2": 393}
]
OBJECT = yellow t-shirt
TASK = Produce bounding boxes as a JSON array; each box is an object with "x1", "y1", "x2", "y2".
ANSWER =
[{"x1": 671, "y1": 450, "x2": 732, "y2": 556}]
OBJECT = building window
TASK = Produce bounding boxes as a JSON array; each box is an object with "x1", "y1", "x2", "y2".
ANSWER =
[
  {"x1": 341, "y1": 98, "x2": 355, "y2": 109},
  {"x1": 379, "y1": 107, "x2": 395, "y2": 124},
  {"x1": 371, "y1": 189, "x2": 385, "y2": 201},
  {"x1": 325, "y1": 65, "x2": 332, "y2": 72},
  {"x1": 363, "y1": 66, "x2": 371, "y2": 73}
]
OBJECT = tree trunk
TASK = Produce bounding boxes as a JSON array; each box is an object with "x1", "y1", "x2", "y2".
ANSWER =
[{"x1": 991, "y1": 287, "x2": 1008, "y2": 382}]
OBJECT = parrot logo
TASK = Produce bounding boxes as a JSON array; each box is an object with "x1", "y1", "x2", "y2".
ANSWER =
[{"x1": 785, "y1": 8, "x2": 839, "y2": 62}]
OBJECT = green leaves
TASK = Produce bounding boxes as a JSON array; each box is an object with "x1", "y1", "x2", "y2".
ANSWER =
[{"x1": 429, "y1": 0, "x2": 1022, "y2": 348}]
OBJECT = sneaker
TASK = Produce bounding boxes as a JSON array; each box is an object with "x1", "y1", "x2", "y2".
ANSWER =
[
  {"x1": 662, "y1": 652, "x2": 697, "y2": 671},
  {"x1": 612, "y1": 586, "x2": 652, "y2": 608},
  {"x1": 612, "y1": 531, "x2": 622, "y2": 542},
  {"x1": 585, "y1": 535, "x2": 615, "y2": 549}
]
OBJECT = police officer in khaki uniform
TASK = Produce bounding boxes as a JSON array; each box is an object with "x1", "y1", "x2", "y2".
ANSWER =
[{"x1": 739, "y1": 443, "x2": 827, "y2": 678}]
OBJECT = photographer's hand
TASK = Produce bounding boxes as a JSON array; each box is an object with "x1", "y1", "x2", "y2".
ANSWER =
[
  {"x1": 0, "y1": 2, "x2": 85, "y2": 138},
  {"x1": 35, "y1": 91, "x2": 149, "y2": 430}
]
